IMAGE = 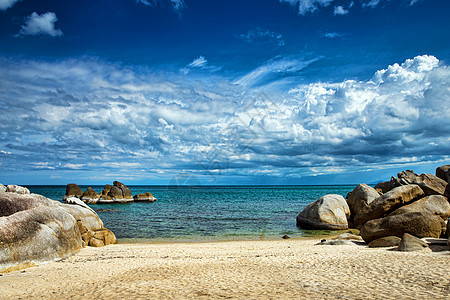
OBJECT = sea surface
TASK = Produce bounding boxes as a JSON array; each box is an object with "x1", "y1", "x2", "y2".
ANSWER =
[{"x1": 27, "y1": 185, "x2": 356, "y2": 242}]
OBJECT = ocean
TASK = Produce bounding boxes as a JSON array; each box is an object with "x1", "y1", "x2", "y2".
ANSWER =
[{"x1": 27, "y1": 185, "x2": 356, "y2": 242}]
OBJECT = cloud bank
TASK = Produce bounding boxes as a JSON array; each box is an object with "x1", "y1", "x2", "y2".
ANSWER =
[
  {"x1": 0, "y1": 55, "x2": 448, "y2": 183},
  {"x1": 18, "y1": 12, "x2": 63, "y2": 37}
]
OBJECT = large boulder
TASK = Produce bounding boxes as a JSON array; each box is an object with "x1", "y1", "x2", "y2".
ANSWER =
[
  {"x1": 360, "y1": 212, "x2": 444, "y2": 243},
  {"x1": 346, "y1": 184, "x2": 380, "y2": 217},
  {"x1": 411, "y1": 173, "x2": 448, "y2": 196},
  {"x1": 296, "y1": 194, "x2": 350, "y2": 230},
  {"x1": 0, "y1": 192, "x2": 116, "y2": 273},
  {"x1": 353, "y1": 185, "x2": 424, "y2": 228},
  {"x1": 81, "y1": 187, "x2": 100, "y2": 204},
  {"x1": 397, "y1": 233, "x2": 429, "y2": 252},
  {"x1": 99, "y1": 184, "x2": 113, "y2": 201},
  {"x1": 6, "y1": 185, "x2": 30, "y2": 194},
  {"x1": 436, "y1": 165, "x2": 450, "y2": 183},
  {"x1": 113, "y1": 181, "x2": 133, "y2": 199},
  {"x1": 63, "y1": 183, "x2": 83, "y2": 200},
  {"x1": 374, "y1": 177, "x2": 399, "y2": 194},
  {"x1": 397, "y1": 170, "x2": 419, "y2": 185},
  {"x1": 0, "y1": 184, "x2": 6, "y2": 193},
  {"x1": 388, "y1": 195, "x2": 450, "y2": 221},
  {"x1": 133, "y1": 192, "x2": 157, "y2": 202},
  {"x1": 447, "y1": 218, "x2": 450, "y2": 250}
]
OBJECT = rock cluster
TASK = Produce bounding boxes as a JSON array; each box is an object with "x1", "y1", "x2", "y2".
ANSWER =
[
  {"x1": 63, "y1": 181, "x2": 156, "y2": 204},
  {"x1": 0, "y1": 185, "x2": 116, "y2": 273},
  {"x1": 297, "y1": 165, "x2": 450, "y2": 251}
]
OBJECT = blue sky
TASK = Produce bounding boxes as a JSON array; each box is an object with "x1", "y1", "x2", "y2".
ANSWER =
[{"x1": 0, "y1": 0, "x2": 449, "y2": 185}]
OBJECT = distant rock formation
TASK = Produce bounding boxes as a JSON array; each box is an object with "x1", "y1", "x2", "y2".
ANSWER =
[
  {"x1": 63, "y1": 183, "x2": 83, "y2": 200},
  {"x1": 0, "y1": 186, "x2": 116, "y2": 273},
  {"x1": 81, "y1": 187, "x2": 100, "y2": 204},
  {"x1": 133, "y1": 192, "x2": 157, "y2": 202},
  {"x1": 63, "y1": 181, "x2": 156, "y2": 204}
]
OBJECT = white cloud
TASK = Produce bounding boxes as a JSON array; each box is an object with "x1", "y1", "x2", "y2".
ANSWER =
[
  {"x1": 234, "y1": 56, "x2": 320, "y2": 87},
  {"x1": 18, "y1": 12, "x2": 63, "y2": 37},
  {"x1": 334, "y1": 6, "x2": 349, "y2": 15},
  {"x1": 0, "y1": 0, "x2": 20, "y2": 10},
  {"x1": 279, "y1": 0, "x2": 334, "y2": 15},
  {"x1": 239, "y1": 28, "x2": 285, "y2": 47},
  {"x1": 136, "y1": 0, "x2": 185, "y2": 11},
  {"x1": 363, "y1": 0, "x2": 381, "y2": 8},
  {"x1": 183, "y1": 56, "x2": 222, "y2": 74},
  {"x1": 188, "y1": 56, "x2": 208, "y2": 68},
  {"x1": 324, "y1": 32, "x2": 343, "y2": 38}
]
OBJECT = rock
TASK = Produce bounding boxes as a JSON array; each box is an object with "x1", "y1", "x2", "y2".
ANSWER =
[
  {"x1": 113, "y1": 181, "x2": 133, "y2": 200},
  {"x1": 353, "y1": 185, "x2": 424, "y2": 228},
  {"x1": 107, "y1": 186, "x2": 123, "y2": 199},
  {"x1": 0, "y1": 184, "x2": 6, "y2": 193},
  {"x1": 98, "y1": 182, "x2": 133, "y2": 203},
  {"x1": 411, "y1": 173, "x2": 448, "y2": 196},
  {"x1": 333, "y1": 233, "x2": 363, "y2": 241},
  {"x1": 360, "y1": 212, "x2": 444, "y2": 243},
  {"x1": 99, "y1": 184, "x2": 113, "y2": 201},
  {"x1": 389, "y1": 195, "x2": 450, "y2": 221},
  {"x1": 397, "y1": 170, "x2": 419, "y2": 185},
  {"x1": 346, "y1": 184, "x2": 380, "y2": 218},
  {"x1": 281, "y1": 235, "x2": 290, "y2": 239},
  {"x1": 88, "y1": 228, "x2": 117, "y2": 247},
  {"x1": 0, "y1": 192, "x2": 116, "y2": 273},
  {"x1": 316, "y1": 240, "x2": 355, "y2": 246},
  {"x1": 63, "y1": 183, "x2": 83, "y2": 200},
  {"x1": 368, "y1": 236, "x2": 401, "y2": 248},
  {"x1": 374, "y1": 177, "x2": 399, "y2": 194},
  {"x1": 81, "y1": 187, "x2": 100, "y2": 204},
  {"x1": 6, "y1": 185, "x2": 30, "y2": 194},
  {"x1": 448, "y1": 218, "x2": 450, "y2": 250},
  {"x1": 133, "y1": 192, "x2": 157, "y2": 202},
  {"x1": 296, "y1": 194, "x2": 350, "y2": 230},
  {"x1": 397, "y1": 233, "x2": 429, "y2": 252},
  {"x1": 436, "y1": 165, "x2": 450, "y2": 183}
]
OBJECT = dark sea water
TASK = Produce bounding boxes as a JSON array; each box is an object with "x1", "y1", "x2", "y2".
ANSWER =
[{"x1": 26, "y1": 185, "x2": 356, "y2": 242}]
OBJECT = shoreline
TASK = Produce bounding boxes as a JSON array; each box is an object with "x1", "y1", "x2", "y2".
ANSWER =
[{"x1": 1, "y1": 237, "x2": 449, "y2": 299}]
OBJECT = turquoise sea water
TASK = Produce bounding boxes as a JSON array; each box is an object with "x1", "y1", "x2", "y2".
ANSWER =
[{"x1": 26, "y1": 185, "x2": 356, "y2": 242}]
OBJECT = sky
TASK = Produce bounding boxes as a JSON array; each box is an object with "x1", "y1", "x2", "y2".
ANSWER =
[{"x1": 0, "y1": 0, "x2": 449, "y2": 185}]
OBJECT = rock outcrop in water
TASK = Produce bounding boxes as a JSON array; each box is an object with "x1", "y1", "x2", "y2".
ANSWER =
[
  {"x1": 297, "y1": 164, "x2": 450, "y2": 251},
  {"x1": 63, "y1": 181, "x2": 156, "y2": 204},
  {"x1": 0, "y1": 185, "x2": 116, "y2": 273}
]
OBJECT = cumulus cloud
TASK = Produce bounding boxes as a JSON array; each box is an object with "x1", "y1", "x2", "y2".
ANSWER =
[
  {"x1": 0, "y1": 0, "x2": 20, "y2": 10},
  {"x1": 0, "y1": 54, "x2": 448, "y2": 182},
  {"x1": 18, "y1": 12, "x2": 63, "y2": 37},
  {"x1": 239, "y1": 28, "x2": 285, "y2": 47},
  {"x1": 334, "y1": 6, "x2": 349, "y2": 15}
]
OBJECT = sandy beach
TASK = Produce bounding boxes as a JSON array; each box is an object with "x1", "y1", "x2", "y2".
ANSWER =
[{"x1": 1, "y1": 238, "x2": 449, "y2": 299}]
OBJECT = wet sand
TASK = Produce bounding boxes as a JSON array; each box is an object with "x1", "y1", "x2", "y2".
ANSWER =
[{"x1": 1, "y1": 238, "x2": 449, "y2": 299}]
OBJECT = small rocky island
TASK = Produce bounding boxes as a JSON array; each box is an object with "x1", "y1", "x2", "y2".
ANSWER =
[
  {"x1": 63, "y1": 181, "x2": 156, "y2": 204},
  {"x1": 297, "y1": 165, "x2": 450, "y2": 251}
]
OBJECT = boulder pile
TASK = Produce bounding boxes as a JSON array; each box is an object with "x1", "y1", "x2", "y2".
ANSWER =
[
  {"x1": 63, "y1": 181, "x2": 156, "y2": 204},
  {"x1": 296, "y1": 165, "x2": 450, "y2": 251},
  {"x1": 0, "y1": 185, "x2": 117, "y2": 273}
]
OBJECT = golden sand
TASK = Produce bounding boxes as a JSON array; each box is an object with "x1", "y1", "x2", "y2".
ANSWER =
[{"x1": 1, "y1": 238, "x2": 449, "y2": 299}]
